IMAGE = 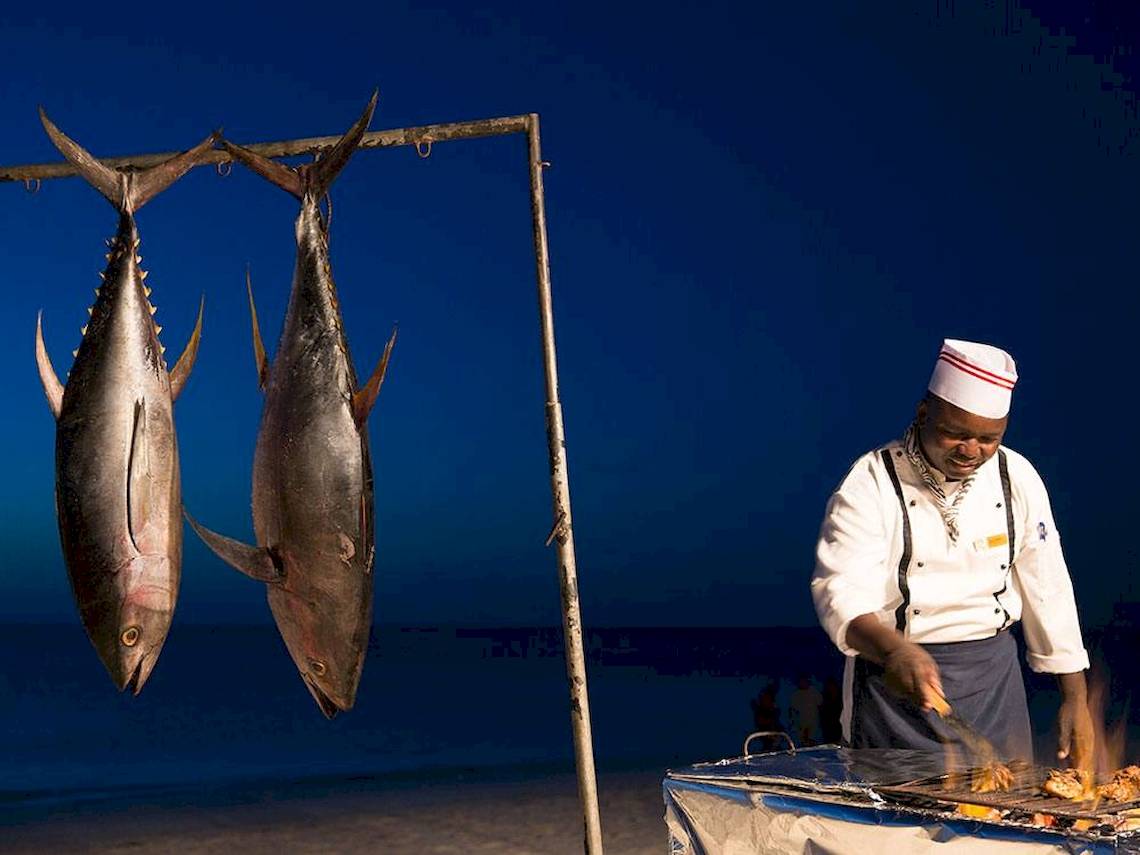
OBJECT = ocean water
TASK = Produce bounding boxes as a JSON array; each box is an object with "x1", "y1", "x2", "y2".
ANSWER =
[
  {"x1": 0, "y1": 624, "x2": 828, "y2": 808},
  {"x1": 3, "y1": 623, "x2": 1137, "y2": 814}
]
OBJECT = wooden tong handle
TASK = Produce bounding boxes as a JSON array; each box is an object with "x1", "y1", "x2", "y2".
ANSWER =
[{"x1": 928, "y1": 689, "x2": 952, "y2": 718}]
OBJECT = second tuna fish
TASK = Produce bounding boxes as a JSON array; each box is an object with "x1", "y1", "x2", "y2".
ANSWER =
[{"x1": 188, "y1": 93, "x2": 396, "y2": 717}]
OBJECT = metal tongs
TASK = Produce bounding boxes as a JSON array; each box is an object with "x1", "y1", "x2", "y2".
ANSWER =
[{"x1": 929, "y1": 690, "x2": 1001, "y2": 762}]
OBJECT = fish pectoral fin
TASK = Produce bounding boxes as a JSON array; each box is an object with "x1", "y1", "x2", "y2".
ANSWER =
[
  {"x1": 352, "y1": 325, "x2": 398, "y2": 427},
  {"x1": 184, "y1": 510, "x2": 283, "y2": 583},
  {"x1": 246, "y1": 268, "x2": 269, "y2": 390},
  {"x1": 170, "y1": 295, "x2": 205, "y2": 401},
  {"x1": 34, "y1": 311, "x2": 63, "y2": 419},
  {"x1": 127, "y1": 400, "x2": 151, "y2": 552}
]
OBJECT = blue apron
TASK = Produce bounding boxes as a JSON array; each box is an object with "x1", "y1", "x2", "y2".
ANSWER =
[
  {"x1": 849, "y1": 629, "x2": 1033, "y2": 762},
  {"x1": 849, "y1": 449, "x2": 1033, "y2": 763}
]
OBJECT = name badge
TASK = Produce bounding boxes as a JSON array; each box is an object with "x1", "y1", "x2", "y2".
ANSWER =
[{"x1": 972, "y1": 533, "x2": 1008, "y2": 552}]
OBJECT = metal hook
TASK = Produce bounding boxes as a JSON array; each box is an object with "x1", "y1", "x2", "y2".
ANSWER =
[
  {"x1": 216, "y1": 161, "x2": 232, "y2": 177},
  {"x1": 23, "y1": 178, "x2": 40, "y2": 194},
  {"x1": 415, "y1": 140, "x2": 433, "y2": 159}
]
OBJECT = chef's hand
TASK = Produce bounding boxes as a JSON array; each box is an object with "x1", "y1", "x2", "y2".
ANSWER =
[
  {"x1": 883, "y1": 642, "x2": 944, "y2": 711},
  {"x1": 1056, "y1": 671, "x2": 1094, "y2": 771},
  {"x1": 845, "y1": 616, "x2": 944, "y2": 710}
]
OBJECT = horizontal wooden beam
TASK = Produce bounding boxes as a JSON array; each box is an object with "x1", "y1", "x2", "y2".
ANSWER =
[{"x1": 0, "y1": 114, "x2": 534, "y2": 184}]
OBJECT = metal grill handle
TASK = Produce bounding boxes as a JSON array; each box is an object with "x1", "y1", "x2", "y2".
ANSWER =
[{"x1": 743, "y1": 731, "x2": 797, "y2": 756}]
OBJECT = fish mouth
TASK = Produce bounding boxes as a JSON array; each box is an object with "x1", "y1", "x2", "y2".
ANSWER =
[
  {"x1": 303, "y1": 673, "x2": 343, "y2": 719},
  {"x1": 120, "y1": 652, "x2": 152, "y2": 696}
]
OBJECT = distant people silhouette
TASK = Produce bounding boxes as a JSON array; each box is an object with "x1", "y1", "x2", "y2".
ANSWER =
[
  {"x1": 749, "y1": 681, "x2": 783, "y2": 751},
  {"x1": 788, "y1": 674, "x2": 823, "y2": 746},
  {"x1": 820, "y1": 676, "x2": 843, "y2": 744}
]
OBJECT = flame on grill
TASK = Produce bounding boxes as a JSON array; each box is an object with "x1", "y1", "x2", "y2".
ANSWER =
[
  {"x1": 925, "y1": 664, "x2": 1140, "y2": 818},
  {"x1": 1089, "y1": 668, "x2": 1127, "y2": 784},
  {"x1": 1040, "y1": 667, "x2": 1136, "y2": 805}
]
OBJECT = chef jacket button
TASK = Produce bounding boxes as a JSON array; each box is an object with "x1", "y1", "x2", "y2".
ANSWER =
[
  {"x1": 896, "y1": 451, "x2": 903, "y2": 457},
  {"x1": 1001, "y1": 564, "x2": 1007, "y2": 570},
  {"x1": 917, "y1": 561, "x2": 924, "y2": 567},
  {"x1": 994, "y1": 608, "x2": 1001, "y2": 614},
  {"x1": 913, "y1": 609, "x2": 921, "y2": 615},
  {"x1": 996, "y1": 502, "x2": 1002, "y2": 508},
  {"x1": 909, "y1": 500, "x2": 916, "y2": 507}
]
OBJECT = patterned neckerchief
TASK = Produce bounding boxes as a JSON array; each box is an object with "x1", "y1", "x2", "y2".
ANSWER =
[{"x1": 903, "y1": 422, "x2": 976, "y2": 543}]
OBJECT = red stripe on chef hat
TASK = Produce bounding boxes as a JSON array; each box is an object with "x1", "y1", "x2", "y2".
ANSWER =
[{"x1": 928, "y1": 339, "x2": 1018, "y2": 418}]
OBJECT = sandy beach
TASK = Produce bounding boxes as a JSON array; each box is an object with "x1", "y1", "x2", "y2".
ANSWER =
[{"x1": 2, "y1": 765, "x2": 670, "y2": 854}]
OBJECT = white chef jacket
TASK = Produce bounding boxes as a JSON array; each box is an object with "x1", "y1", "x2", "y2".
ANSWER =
[{"x1": 812, "y1": 440, "x2": 1089, "y2": 675}]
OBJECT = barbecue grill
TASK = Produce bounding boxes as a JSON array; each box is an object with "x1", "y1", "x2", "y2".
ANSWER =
[{"x1": 663, "y1": 744, "x2": 1140, "y2": 853}]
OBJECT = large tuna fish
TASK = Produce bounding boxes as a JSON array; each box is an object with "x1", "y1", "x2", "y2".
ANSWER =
[
  {"x1": 187, "y1": 93, "x2": 395, "y2": 717},
  {"x1": 34, "y1": 110, "x2": 214, "y2": 693}
]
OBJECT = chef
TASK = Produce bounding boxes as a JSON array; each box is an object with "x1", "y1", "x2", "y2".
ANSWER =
[{"x1": 811, "y1": 339, "x2": 1093, "y2": 765}]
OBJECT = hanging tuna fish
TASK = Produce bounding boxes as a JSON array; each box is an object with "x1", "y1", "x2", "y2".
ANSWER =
[
  {"x1": 34, "y1": 110, "x2": 214, "y2": 693},
  {"x1": 187, "y1": 92, "x2": 396, "y2": 717}
]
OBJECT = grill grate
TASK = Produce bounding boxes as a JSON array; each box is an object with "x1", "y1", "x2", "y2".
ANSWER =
[{"x1": 878, "y1": 764, "x2": 1140, "y2": 823}]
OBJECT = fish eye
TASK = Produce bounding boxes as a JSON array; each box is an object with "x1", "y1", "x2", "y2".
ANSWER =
[
  {"x1": 121, "y1": 626, "x2": 140, "y2": 647},
  {"x1": 310, "y1": 660, "x2": 327, "y2": 676}
]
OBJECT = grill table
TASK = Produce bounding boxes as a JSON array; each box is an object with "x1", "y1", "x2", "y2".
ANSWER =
[{"x1": 664, "y1": 746, "x2": 1140, "y2": 854}]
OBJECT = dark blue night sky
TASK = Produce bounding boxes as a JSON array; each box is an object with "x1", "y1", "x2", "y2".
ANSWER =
[{"x1": 1, "y1": 1, "x2": 1137, "y2": 631}]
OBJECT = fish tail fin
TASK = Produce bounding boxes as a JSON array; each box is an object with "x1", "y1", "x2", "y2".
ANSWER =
[
  {"x1": 218, "y1": 90, "x2": 377, "y2": 201},
  {"x1": 129, "y1": 130, "x2": 220, "y2": 210},
  {"x1": 304, "y1": 89, "x2": 377, "y2": 199},
  {"x1": 39, "y1": 107, "x2": 218, "y2": 212},
  {"x1": 218, "y1": 138, "x2": 305, "y2": 199}
]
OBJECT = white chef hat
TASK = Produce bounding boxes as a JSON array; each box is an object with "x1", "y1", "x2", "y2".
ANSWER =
[{"x1": 928, "y1": 339, "x2": 1018, "y2": 418}]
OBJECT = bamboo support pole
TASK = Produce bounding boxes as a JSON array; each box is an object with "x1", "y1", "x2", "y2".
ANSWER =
[{"x1": 526, "y1": 113, "x2": 605, "y2": 855}]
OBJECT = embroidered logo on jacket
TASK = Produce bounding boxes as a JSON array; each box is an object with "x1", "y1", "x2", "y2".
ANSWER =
[{"x1": 1037, "y1": 521, "x2": 1048, "y2": 542}]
